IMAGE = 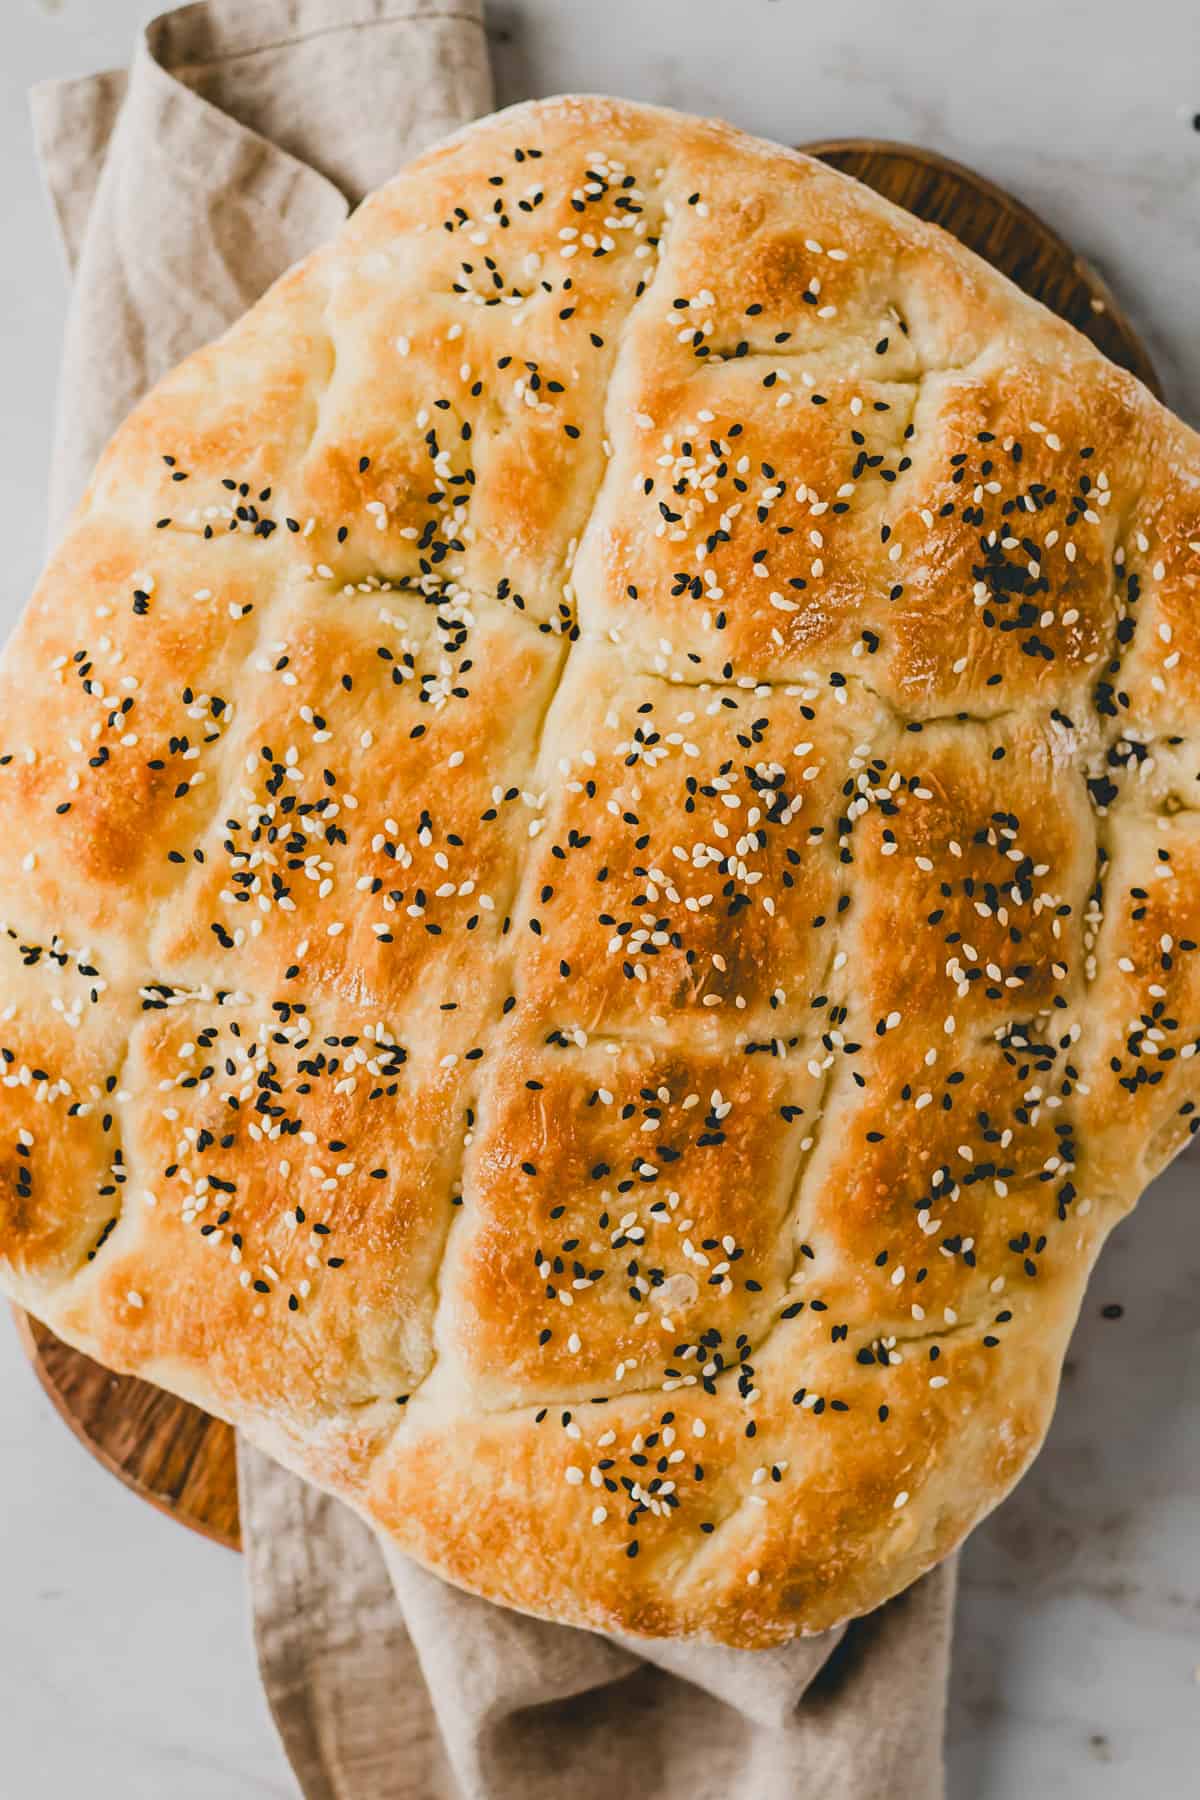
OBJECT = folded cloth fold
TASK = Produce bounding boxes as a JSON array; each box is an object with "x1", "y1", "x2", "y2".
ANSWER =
[
  {"x1": 33, "y1": 0, "x2": 493, "y2": 540},
  {"x1": 32, "y1": 5, "x2": 955, "y2": 1794}
]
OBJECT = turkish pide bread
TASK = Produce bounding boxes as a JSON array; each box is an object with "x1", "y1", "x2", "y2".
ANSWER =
[{"x1": 3, "y1": 96, "x2": 1198, "y2": 1646}]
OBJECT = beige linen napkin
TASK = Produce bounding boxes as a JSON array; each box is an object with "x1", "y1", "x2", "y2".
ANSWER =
[{"x1": 33, "y1": 6, "x2": 956, "y2": 1796}]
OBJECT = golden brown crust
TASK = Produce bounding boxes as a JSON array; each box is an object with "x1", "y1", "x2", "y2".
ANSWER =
[{"x1": 1, "y1": 95, "x2": 1198, "y2": 1644}]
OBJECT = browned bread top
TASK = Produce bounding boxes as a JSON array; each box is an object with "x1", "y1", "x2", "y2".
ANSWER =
[{"x1": 2, "y1": 96, "x2": 1198, "y2": 1645}]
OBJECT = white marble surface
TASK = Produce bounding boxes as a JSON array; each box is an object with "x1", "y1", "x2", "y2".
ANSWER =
[{"x1": 1, "y1": 0, "x2": 1197, "y2": 1794}]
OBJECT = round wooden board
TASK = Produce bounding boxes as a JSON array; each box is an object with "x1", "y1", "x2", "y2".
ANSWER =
[
  {"x1": 12, "y1": 139, "x2": 1162, "y2": 1554},
  {"x1": 14, "y1": 1308, "x2": 241, "y2": 1549}
]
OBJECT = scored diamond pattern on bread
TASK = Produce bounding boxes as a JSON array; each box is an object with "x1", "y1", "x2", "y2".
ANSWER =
[{"x1": 1, "y1": 97, "x2": 1197, "y2": 1645}]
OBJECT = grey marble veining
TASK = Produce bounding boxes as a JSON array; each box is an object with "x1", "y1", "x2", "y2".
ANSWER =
[{"x1": 1, "y1": 1, "x2": 1197, "y2": 1794}]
